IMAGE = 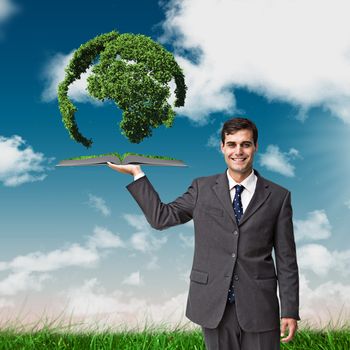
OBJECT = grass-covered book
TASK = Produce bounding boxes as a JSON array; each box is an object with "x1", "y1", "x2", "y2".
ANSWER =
[{"x1": 56, "y1": 152, "x2": 186, "y2": 167}]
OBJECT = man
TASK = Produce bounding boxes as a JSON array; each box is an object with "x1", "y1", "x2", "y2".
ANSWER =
[{"x1": 107, "y1": 117, "x2": 300, "y2": 350}]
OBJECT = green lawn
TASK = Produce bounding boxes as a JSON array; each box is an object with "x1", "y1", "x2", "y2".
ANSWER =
[
  {"x1": 66, "y1": 152, "x2": 179, "y2": 162},
  {"x1": 0, "y1": 327, "x2": 349, "y2": 349}
]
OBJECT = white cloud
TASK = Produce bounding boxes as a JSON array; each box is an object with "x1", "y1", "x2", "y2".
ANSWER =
[
  {"x1": 63, "y1": 278, "x2": 191, "y2": 330},
  {"x1": 161, "y1": 0, "x2": 350, "y2": 123},
  {"x1": 0, "y1": 245, "x2": 99, "y2": 273},
  {"x1": 64, "y1": 278, "x2": 125, "y2": 316},
  {"x1": 179, "y1": 232, "x2": 194, "y2": 248},
  {"x1": 206, "y1": 122, "x2": 224, "y2": 152},
  {"x1": 125, "y1": 214, "x2": 168, "y2": 253},
  {"x1": 300, "y1": 273, "x2": 350, "y2": 328},
  {"x1": 145, "y1": 255, "x2": 160, "y2": 270},
  {"x1": 294, "y1": 210, "x2": 350, "y2": 278},
  {"x1": 0, "y1": 0, "x2": 17, "y2": 24},
  {"x1": 298, "y1": 244, "x2": 333, "y2": 276},
  {"x1": 41, "y1": 51, "x2": 101, "y2": 104},
  {"x1": 0, "y1": 226, "x2": 124, "y2": 296},
  {"x1": 294, "y1": 210, "x2": 332, "y2": 242},
  {"x1": 332, "y1": 249, "x2": 350, "y2": 277},
  {"x1": 173, "y1": 57, "x2": 235, "y2": 122},
  {"x1": 142, "y1": 291, "x2": 189, "y2": 328},
  {"x1": 0, "y1": 213, "x2": 171, "y2": 297},
  {"x1": 87, "y1": 226, "x2": 125, "y2": 250},
  {"x1": 207, "y1": 134, "x2": 220, "y2": 150},
  {"x1": 258, "y1": 145, "x2": 299, "y2": 177},
  {"x1": 344, "y1": 200, "x2": 350, "y2": 209},
  {"x1": 298, "y1": 244, "x2": 350, "y2": 277},
  {"x1": 288, "y1": 148, "x2": 300, "y2": 157},
  {"x1": 130, "y1": 231, "x2": 167, "y2": 253},
  {"x1": 123, "y1": 214, "x2": 150, "y2": 231},
  {"x1": 178, "y1": 268, "x2": 191, "y2": 284},
  {"x1": 0, "y1": 271, "x2": 51, "y2": 296},
  {"x1": 0, "y1": 297, "x2": 14, "y2": 308},
  {"x1": 0, "y1": 135, "x2": 53, "y2": 187},
  {"x1": 87, "y1": 194, "x2": 111, "y2": 216},
  {"x1": 122, "y1": 271, "x2": 143, "y2": 286}
]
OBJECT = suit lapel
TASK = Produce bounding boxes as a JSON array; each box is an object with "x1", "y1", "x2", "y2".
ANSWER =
[
  {"x1": 212, "y1": 172, "x2": 238, "y2": 227},
  {"x1": 212, "y1": 169, "x2": 271, "y2": 227},
  {"x1": 238, "y1": 171, "x2": 271, "y2": 226}
]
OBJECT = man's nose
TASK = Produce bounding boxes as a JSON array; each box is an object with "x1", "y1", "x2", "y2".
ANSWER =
[{"x1": 234, "y1": 145, "x2": 243, "y2": 154}]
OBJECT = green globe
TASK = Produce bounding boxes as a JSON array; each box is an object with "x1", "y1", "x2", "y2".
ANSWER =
[{"x1": 58, "y1": 30, "x2": 186, "y2": 148}]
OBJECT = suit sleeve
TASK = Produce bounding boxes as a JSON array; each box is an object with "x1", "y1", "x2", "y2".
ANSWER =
[
  {"x1": 126, "y1": 176, "x2": 197, "y2": 230},
  {"x1": 274, "y1": 191, "x2": 300, "y2": 320}
]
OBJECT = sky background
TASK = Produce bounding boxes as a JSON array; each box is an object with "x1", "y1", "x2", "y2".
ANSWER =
[{"x1": 1, "y1": 0, "x2": 350, "y2": 330}]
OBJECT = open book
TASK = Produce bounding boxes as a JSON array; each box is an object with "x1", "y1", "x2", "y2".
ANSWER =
[{"x1": 56, "y1": 153, "x2": 187, "y2": 167}]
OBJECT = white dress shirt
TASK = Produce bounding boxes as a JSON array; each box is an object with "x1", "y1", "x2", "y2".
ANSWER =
[
  {"x1": 134, "y1": 172, "x2": 145, "y2": 181},
  {"x1": 226, "y1": 169, "x2": 257, "y2": 213}
]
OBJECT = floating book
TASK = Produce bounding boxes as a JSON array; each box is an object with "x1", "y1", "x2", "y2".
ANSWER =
[{"x1": 56, "y1": 153, "x2": 187, "y2": 167}]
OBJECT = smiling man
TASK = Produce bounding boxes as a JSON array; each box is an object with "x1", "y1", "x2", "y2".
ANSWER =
[{"x1": 107, "y1": 117, "x2": 300, "y2": 350}]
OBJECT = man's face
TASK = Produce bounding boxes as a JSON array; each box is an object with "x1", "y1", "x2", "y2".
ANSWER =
[{"x1": 221, "y1": 129, "x2": 257, "y2": 178}]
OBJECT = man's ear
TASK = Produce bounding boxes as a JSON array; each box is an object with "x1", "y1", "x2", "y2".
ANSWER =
[
  {"x1": 220, "y1": 142, "x2": 225, "y2": 153},
  {"x1": 255, "y1": 142, "x2": 258, "y2": 152}
]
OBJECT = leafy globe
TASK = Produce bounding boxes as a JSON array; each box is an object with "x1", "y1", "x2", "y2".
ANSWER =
[{"x1": 58, "y1": 30, "x2": 186, "y2": 148}]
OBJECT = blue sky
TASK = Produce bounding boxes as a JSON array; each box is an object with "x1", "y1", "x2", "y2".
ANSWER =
[{"x1": 1, "y1": 0, "x2": 350, "y2": 329}]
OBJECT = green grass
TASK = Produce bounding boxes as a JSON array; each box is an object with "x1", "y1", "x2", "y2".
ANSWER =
[
  {"x1": 280, "y1": 327, "x2": 350, "y2": 350},
  {"x1": 65, "y1": 152, "x2": 179, "y2": 162},
  {"x1": 0, "y1": 328, "x2": 204, "y2": 350},
  {"x1": 0, "y1": 325, "x2": 349, "y2": 349}
]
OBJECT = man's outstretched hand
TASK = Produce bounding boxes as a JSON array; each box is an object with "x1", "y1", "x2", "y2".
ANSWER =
[
  {"x1": 280, "y1": 318, "x2": 298, "y2": 343},
  {"x1": 107, "y1": 162, "x2": 143, "y2": 177}
]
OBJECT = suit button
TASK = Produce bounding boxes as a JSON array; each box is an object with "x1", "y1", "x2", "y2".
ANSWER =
[
  {"x1": 233, "y1": 230, "x2": 238, "y2": 235},
  {"x1": 231, "y1": 253, "x2": 236, "y2": 258},
  {"x1": 234, "y1": 275, "x2": 239, "y2": 281}
]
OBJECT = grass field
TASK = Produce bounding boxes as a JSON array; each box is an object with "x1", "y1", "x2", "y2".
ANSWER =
[
  {"x1": 66, "y1": 152, "x2": 179, "y2": 161},
  {"x1": 0, "y1": 324, "x2": 349, "y2": 349}
]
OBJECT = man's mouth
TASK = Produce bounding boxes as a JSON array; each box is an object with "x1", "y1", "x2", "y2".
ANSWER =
[{"x1": 231, "y1": 157, "x2": 247, "y2": 163}]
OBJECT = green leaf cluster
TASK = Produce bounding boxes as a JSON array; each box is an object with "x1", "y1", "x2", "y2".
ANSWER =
[{"x1": 57, "y1": 30, "x2": 187, "y2": 148}]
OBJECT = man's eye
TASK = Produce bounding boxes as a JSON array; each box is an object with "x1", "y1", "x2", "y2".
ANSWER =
[{"x1": 243, "y1": 143, "x2": 251, "y2": 148}]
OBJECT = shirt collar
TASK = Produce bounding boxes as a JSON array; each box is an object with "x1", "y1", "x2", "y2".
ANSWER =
[{"x1": 226, "y1": 169, "x2": 257, "y2": 194}]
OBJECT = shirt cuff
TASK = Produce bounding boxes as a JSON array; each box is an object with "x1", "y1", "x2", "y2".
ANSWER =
[{"x1": 134, "y1": 172, "x2": 145, "y2": 181}]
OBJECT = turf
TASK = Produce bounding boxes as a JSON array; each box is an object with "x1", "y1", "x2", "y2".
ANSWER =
[
  {"x1": 0, "y1": 327, "x2": 349, "y2": 349},
  {"x1": 65, "y1": 152, "x2": 179, "y2": 162}
]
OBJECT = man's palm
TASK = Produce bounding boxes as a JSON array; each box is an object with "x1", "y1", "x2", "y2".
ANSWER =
[{"x1": 107, "y1": 162, "x2": 142, "y2": 176}]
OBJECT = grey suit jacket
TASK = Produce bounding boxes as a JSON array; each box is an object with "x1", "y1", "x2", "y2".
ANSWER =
[{"x1": 126, "y1": 169, "x2": 300, "y2": 332}]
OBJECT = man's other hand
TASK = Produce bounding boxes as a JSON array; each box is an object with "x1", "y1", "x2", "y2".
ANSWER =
[
  {"x1": 280, "y1": 318, "x2": 298, "y2": 343},
  {"x1": 107, "y1": 162, "x2": 143, "y2": 177}
]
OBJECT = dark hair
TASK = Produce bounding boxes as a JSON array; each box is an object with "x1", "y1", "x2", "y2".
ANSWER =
[{"x1": 221, "y1": 117, "x2": 258, "y2": 146}]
